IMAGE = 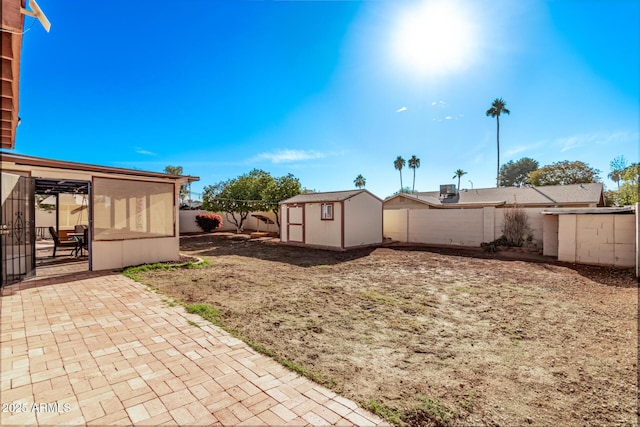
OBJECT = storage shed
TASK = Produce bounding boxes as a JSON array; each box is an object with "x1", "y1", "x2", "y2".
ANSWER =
[{"x1": 280, "y1": 190, "x2": 383, "y2": 250}]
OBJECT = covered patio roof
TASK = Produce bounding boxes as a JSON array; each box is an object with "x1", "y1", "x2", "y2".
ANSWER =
[{"x1": 35, "y1": 178, "x2": 90, "y2": 195}]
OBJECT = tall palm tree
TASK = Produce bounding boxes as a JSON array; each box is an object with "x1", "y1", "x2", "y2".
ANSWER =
[
  {"x1": 394, "y1": 156, "x2": 406, "y2": 192},
  {"x1": 408, "y1": 155, "x2": 420, "y2": 193},
  {"x1": 609, "y1": 155, "x2": 627, "y2": 190},
  {"x1": 452, "y1": 169, "x2": 467, "y2": 193},
  {"x1": 486, "y1": 98, "x2": 510, "y2": 187},
  {"x1": 354, "y1": 174, "x2": 366, "y2": 188}
]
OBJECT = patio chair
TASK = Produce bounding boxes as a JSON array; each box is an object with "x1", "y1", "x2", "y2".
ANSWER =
[{"x1": 48, "y1": 226, "x2": 78, "y2": 257}]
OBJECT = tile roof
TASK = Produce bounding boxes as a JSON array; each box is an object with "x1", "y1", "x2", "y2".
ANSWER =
[{"x1": 387, "y1": 183, "x2": 604, "y2": 207}]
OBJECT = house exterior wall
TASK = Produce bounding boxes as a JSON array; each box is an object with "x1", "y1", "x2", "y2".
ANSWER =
[
  {"x1": 383, "y1": 209, "x2": 408, "y2": 242},
  {"x1": 304, "y1": 202, "x2": 342, "y2": 248},
  {"x1": 179, "y1": 210, "x2": 279, "y2": 234},
  {"x1": 557, "y1": 214, "x2": 635, "y2": 268},
  {"x1": 343, "y1": 192, "x2": 383, "y2": 248},
  {"x1": 384, "y1": 197, "x2": 430, "y2": 210}
]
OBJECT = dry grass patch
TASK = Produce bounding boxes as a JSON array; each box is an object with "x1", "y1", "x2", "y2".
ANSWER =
[{"x1": 132, "y1": 233, "x2": 638, "y2": 426}]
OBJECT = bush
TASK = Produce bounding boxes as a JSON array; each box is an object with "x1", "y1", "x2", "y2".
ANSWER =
[
  {"x1": 195, "y1": 213, "x2": 223, "y2": 232},
  {"x1": 502, "y1": 204, "x2": 530, "y2": 247}
]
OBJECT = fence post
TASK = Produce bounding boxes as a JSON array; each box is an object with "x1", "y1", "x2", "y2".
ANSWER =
[{"x1": 636, "y1": 202, "x2": 640, "y2": 277}]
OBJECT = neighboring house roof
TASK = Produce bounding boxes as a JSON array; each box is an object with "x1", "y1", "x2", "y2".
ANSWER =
[
  {"x1": 386, "y1": 183, "x2": 604, "y2": 208},
  {"x1": 281, "y1": 189, "x2": 382, "y2": 204}
]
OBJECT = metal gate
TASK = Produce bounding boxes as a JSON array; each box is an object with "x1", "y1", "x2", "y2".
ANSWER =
[{"x1": 1, "y1": 175, "x2": 36, "y2": 287}]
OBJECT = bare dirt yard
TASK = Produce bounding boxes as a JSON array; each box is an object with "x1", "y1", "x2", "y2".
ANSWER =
[{"x1": 134, "y1": 233, "x2": 638, "y2": 426}]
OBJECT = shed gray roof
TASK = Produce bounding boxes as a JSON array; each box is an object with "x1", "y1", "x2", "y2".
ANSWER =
[
  {"x1": 408, "y1": 183, "x2": 604, "y2": 207},
  {"x1": 281, "y1": 189, "x2": 382, "y2": 204}
]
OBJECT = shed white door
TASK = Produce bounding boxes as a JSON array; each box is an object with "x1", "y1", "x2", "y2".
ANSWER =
[{"x1": 287, "y1": 205, "x2": 304, "y2": 243}]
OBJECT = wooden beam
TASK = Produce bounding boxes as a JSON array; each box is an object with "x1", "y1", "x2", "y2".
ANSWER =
[
  {"x1": 1, "y1": 0, "x2": 24, "y2": 33},
  {"x1": 1, "y1": 58, "x2": 12, "y2": 81},
  {"x1": 1, "y1": 97, "x2": 13, "y2": 111},
  {"x1": 0, "y1": 33, "x2": 14, "y2": 60}
]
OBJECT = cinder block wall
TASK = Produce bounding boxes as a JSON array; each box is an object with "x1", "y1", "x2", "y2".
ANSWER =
[
  {"x1": 383, "y1": 206, "x2": 544, "y2": 247},
  {"x1": 179, "y1": 210, "x2": 279, "y2": 234},
  {"x1": 558, "y1": 214, "x2": 636, "y2": 268}
]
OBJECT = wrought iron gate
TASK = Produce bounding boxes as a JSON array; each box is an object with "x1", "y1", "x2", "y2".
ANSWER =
[{"x1": 1, "y1": 175, "x2": 36, "y2": 287}]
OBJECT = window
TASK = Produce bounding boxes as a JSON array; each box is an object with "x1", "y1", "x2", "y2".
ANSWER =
[
  {"x1": 93, "y1": 178, "x2": 175, "y2": 240},
  {"x1": 321, "y1": 203, "x2": 334, "y2": 220}
]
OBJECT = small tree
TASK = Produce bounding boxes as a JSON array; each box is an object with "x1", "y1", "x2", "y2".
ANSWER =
[
  {"x1": 195, "y1": 213, "x2": 223, "y2": 232},
  {"x1": 354, "y1": 174, "x2": 366, "y2": 188},
  {"x1": 202, "y1": 169, "x2": 273, "y2": 233},
  {"x1": 261, "y1": 173, "x2": 303, "y2": 231},
  {"x1": 502, "y1": 204, "x2": 530, "y2": 247}
]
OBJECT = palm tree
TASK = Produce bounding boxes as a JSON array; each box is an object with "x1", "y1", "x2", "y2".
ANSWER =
[
  {"x1": 408, "y1": 155, "x2": 420, "y2": 193},
  {"x1": 354, "y1": 174, "x2": 366, "y2": 188},
  {"x1": 609, "y1": 155, "x2": 627, "y2": 190},
  {"x1": 486, "y1": 98, "x2": 510, "y2": 187},
  {"x1": 394, "y1": 156, "x2": 406, "y2": 192},
  {"x1": 452, "y1": 169, "x2": 467, "y2": 193}
]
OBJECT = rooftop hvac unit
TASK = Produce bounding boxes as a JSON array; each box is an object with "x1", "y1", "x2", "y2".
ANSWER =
[{"x1": 440, "y1": 184, "x2": 456, "y2": 197}]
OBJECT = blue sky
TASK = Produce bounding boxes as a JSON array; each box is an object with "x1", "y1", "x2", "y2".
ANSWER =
[{"x1": 13, "y1": 0, "x2": 639, "y2": 199}]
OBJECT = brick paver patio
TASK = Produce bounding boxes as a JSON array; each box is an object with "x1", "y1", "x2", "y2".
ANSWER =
[{"x1": 1, "y1": 272, "x2": 388, "y2": 426}]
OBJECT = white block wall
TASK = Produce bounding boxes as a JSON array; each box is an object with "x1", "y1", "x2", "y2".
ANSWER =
[
  {"x1": 179, "y1": 210, "x2": 279, "y2": 234},
  {"x1": 558, "y1": 214, "x2": 636, "y2": 268}
]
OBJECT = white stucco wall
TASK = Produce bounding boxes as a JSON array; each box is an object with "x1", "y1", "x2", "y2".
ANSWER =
[{"x1": 344, "y1": 192, "x2": 382, "y2": 248}]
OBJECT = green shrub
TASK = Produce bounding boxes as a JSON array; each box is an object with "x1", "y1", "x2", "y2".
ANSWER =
[{"x1": 195, "y1": 213, "x2": 223, "y2": 232}]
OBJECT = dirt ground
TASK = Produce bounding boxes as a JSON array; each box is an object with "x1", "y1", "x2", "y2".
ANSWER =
[{"x1": 135, "y1": 233, "x2": 638, "y2": 426}]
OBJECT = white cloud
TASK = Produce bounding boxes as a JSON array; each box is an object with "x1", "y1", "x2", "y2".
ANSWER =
[
  {"x1": 396, "y1": 106, "x2": 407, "y2": 113},
  {"x1": 135, "y1": 148, "x2": 156, "y2": 156},
  {"x1": 431, "y1": 100, "x2": 447, "y2": 108},
  {"x1": 556, "y1": 131, "x2": 638, "y2": 152},
  {"x1": 252, "y1": 149, "x2": 326, "y2": 164}
]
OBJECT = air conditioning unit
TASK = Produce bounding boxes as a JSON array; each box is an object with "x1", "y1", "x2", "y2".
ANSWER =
[{"x1": 440, "y1": 184, "x2": 456, "y2": 197}]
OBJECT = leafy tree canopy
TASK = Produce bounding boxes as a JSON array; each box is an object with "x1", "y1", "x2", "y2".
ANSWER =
[
  {"x1": 498, "y1": 157, "x2": 539, "y2": 187},
  {"x1": 202, "y1": 169, "x2": 301, "y2": 233},
  {"x1": 528, "y1": 160, "x2": 600, "y2": 186},
  {"x1": 261, "y1": 174, "x2": 302, "y2": 229}
]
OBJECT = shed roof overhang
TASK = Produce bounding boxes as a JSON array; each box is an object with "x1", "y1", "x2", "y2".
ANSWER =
[
  {"x1": 1, "y1": 0, "x2": 25, "y2": 150},
  {"x1": 541, "y1": 207, "x2": 635, "y2": 215}
]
